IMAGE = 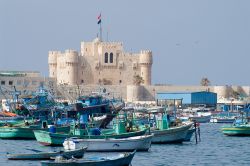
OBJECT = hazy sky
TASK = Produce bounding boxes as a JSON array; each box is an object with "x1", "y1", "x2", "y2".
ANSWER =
[{"x1": 1, "y1": 0, "x2": 250, "y2": 85}]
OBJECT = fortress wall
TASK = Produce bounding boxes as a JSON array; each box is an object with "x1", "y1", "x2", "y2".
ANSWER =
[
  {"x1": 57, "y1": 84, "x2": 127, "y2": 101},
  {"x1": 54, "y1": 84, "x2": 250, "y2": 102},
  {"x1": 126, "y1": 85, "x2": 246, "y2": 102}
]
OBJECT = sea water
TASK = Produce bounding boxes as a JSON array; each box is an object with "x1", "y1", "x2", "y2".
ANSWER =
[{"x1": 0, "y1": 123, "x2": 250, "y2": 166}]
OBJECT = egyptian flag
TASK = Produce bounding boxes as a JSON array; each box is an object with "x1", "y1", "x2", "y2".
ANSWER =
[{"x1": 97, "y1": 13, "x2": 101, "y2": 24}]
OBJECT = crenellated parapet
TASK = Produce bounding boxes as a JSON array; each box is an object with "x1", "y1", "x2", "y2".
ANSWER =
[
  {"x1": 139, "y1": 50, "x2": 153, "y2": 65},
  {"x1": 48, "y1": 51, "x2": 61, "y2": 65}
]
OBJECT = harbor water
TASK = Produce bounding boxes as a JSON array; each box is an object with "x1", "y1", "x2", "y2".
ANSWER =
[{"x1": 1, "y1": 123, "x2": 250, "y2": 166}]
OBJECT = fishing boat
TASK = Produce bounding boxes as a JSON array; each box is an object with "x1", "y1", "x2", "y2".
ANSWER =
[
  {"x1": 221, "y1": 111, "x2": 250, "y2": 136},
  {"x1": 7, "y1": 147, "x2": 87, "y2": 160},
  {"x1": 150, "y1": 122, "x2": 193, "y2": 143},
  {"x1": 221, "y1": 123, "x2": 250, "y2": 136},
  {"x1": 0, "y1": 124, "x2": 70, "y2": 139},
  {"x1": 71, "y1": 95, "x2": 124, "y2": 129},
  {"x1": 64, "y1": 134, "x2": 153, "y2": 152},
  {"x1": 188, "y1": 112, "x2": 211, "y2": 123},
  {"x1": 0, "y1": 117, "x2": 28, "y2": 127},
  {"x1": 34, "y1": 109, "x2": 148, "y2": 146},
  {"x1": 34, "y1": 127, "x2": 148, "y2": 146},
  {"x1": 210, "y1": 117, "x2": 236, "y2": 123},
  {"x1": 184, "y1": 126, "x2": 196, "y2": 141},
  {"x1": 135, "y1": 107, "x2": 193, "y2": 143},
  {"x1": 179, "y1": 108, "x2": 211, "y2": 123},
  {"x1": 41, "y1": 150, "x2": 136, "y2": 166},
  {"x1": 210, "y1": 112, "x2": 237, "y2": 123}
]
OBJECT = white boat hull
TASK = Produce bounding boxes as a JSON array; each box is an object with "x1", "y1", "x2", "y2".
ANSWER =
[
  {"x1": 69, "y1": 134, "x2": 153, "y2": 152},
  {"x1": 210, "y1": 117, "x2": 235, "y2": 123},
  {"x1": 151, "y1": 123, "x2": 192, "y2": 143}
]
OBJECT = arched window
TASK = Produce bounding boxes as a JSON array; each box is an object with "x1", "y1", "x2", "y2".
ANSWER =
[
  {"x1": 110, "y1": 53, "x2": 113, "y2": 63},
  {"x1": 104, "y1": 52, "x2": 108, "y2": 63}
]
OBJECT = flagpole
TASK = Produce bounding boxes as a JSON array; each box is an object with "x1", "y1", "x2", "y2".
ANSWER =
[
  {"x1": 97, "y1": 13, "x2": 102, "y2": 41},
  {"x1": 100, "y1": 21, "x2": 102, "y2": 41}
]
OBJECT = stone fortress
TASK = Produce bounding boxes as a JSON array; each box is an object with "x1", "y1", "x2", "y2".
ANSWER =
[
  {"x1": 48, "y1": 38, "x2": 152, "y2": 86},
  {"x1": 47, "y1": 37, "x2": 250, "y2": 103},
  {"x1": 0, "y1": 39, "x2": 249, "y2": 103}
]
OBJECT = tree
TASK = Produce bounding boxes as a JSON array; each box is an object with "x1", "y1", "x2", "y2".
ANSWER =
[
  {"x1": 102, "y1": 78, "x2": 112, "y2": 85},
  {"x1": 133, "y1": 75, "x2": 144, "y2": 86},
  {"x1": 200, "y1": 77, "x2": 211, "y2": 86}
]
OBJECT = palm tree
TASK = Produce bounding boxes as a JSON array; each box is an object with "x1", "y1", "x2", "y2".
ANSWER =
[
  {"x1": 133, "y1": 75, "x2": 144, "y2": 86},
  {"x1": 200, "y1": 77, "x2": 210, "y2": 86}
]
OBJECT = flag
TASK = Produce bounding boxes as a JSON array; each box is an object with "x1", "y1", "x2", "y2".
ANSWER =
[
  {"x1": 97, "y1": 13, "x2": 101, "y2": 20},
  {"x1": 97, "y1": 13, "x2": 101, "y2": 24}
]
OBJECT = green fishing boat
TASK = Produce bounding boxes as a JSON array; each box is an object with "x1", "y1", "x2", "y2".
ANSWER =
[
  {"x1": 221, "y1": 111, "x2": 250, "y2": 136},
  {"x1": 34, "y1": 124, "x2": 148, "y2": 146},
  {"x1": 0, "y1": 119, "x2": 25, "y2": 127},
  {"x1": 221, "y1": 124, "x2": 250, "y2": 136},
  {"x1": 0, "y1": 125, "x2": 70, "y2": 139}
]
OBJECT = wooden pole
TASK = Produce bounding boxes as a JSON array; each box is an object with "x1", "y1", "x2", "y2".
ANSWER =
[
  {"x1": 198, "y1": 123, "x2": 201, "y2": 142},
  {"x1": 194, "y1": 121, "x2": 197, "y2": 144}
]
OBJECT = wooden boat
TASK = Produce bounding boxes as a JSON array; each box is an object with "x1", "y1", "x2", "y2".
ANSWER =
[
  {"x1": 150, "y1": 122, "x2": 193, "y2": 143},
  {"x1": 7, "y1": 147, "x2": 87, "y2": 160},
  {"x1": 221, "y1": 124, "x2": 250, "y2": 136},
  {"x1": 0, "y1": 125, "x2": 70, "y2": 139},
  {"x1": 41, "y1": 150, "x2": 136, "y2": 166},
  {"x1": 64, "y1": 134, "x2": 153, "y2": 152},
  {"x1": 34, "y1": 127, "x2": 148, "y2": 146}
]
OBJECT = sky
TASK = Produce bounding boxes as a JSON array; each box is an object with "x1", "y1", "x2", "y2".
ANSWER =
[{"x1": 1, "y1": 0, "x2": 250, "y2": 86}]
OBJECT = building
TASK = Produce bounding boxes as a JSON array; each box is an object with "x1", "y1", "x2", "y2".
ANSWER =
[
  {"x1": 156, "y1": 91, "x2": 217, "y2": 107},
  {"x1": 48, "y1": 38, "x2": 153, "y2": 86},
  {"x1": 0, "y1": 71, "x2": 56, "y2": 100}
]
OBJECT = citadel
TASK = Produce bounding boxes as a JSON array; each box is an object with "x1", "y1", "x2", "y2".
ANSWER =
[
  {"x1": 1, "y1": 38, "x2": 250, "y2": 105},
  {"x1": 48, "y1": 38, "x2": 152, "y2": 86}
]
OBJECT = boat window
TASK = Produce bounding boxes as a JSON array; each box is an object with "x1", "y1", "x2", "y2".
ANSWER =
[{"x1": 1, "y1": 81, "x2": 5, "y2": 85}]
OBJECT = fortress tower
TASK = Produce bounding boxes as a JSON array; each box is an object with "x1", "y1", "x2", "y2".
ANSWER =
[
  {"x1": 65, "y1": 50, "x2": 79, "y2": 85},
  {"x1": 139, "y1": 50, "x2": 153, "y2": 85},
  {"x1": 48, "y1": 51, "x2": 59, "y2": 78}
]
